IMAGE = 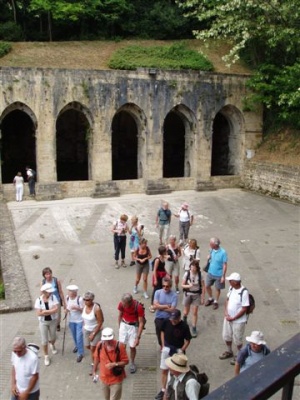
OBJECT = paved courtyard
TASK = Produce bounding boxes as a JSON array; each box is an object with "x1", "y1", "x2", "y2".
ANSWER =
[{"x1": 0, "y1": 188, "x2": 299, "y2": 399}]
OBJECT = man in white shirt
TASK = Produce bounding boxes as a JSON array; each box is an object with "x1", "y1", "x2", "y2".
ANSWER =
[
  {"x1": 219, "y1": 272, "x2": 250, "y2": 363},
  {"x1": 11, "y1": 336, "x2": 40, "y2": 400},
  {"x1": 163, "y1": 353, "x2": 200, "y2": 400}
]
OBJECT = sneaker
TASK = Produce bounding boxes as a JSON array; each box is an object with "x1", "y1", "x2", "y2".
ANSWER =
[
  {"x1": 73, "y1": 347, "x2": 78, "y2": 353},
  {"x1": 121, "y1": 260, "x2": 127, "y2": 268},
  {"x1": 205, "y1": 298, "x2": 214, "y2": 307},
  {"x1": 191, "y1": 327, "x2": 198, "y2": 338},
  {"x1": 176, "y1": 287, "x2": 180, "y2": 294},
  {"x1": 115, "y1": 261, "x2": 120, "y2": 269},
  {"x1": 129, "y1": 363, "x2": 137, "y2": 373},
  {"x1": 143, "y1": 292, "x2": 149, "y2": 299},
  {"x1": 130, "y1": 261, "x2": 135, "y2": 266},
  {"x1": 44, "y1": 355, "x2": 50, "y2": 366},
  {"x1": 155, "y1": 390, "x2": 165, "y2": 400},
  {"x1": 133, "y1": 286, "x2": 138, "y2": 294},
  {"x1": 212, "y1": 302, "x2": 219, "y2": 310},
  {"x1": 149, "y1": 305, "x2": 155, "y2": 313},
  {"x1": 50, "y1": 344, "x2": 57, "y2": 355}
]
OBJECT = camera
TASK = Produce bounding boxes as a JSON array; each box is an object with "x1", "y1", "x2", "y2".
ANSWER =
[{"x1": 189, "y1": 255, "x2": 194, "y2": 262}]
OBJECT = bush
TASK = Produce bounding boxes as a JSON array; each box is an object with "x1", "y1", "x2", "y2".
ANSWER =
[
  {"x1": 0, "y1": 21, "x2": 23, "y2": 41},
  {"x1": 109, "y1": 42, "x2": 213, "y2": 71},
  {"x1": 0, "y1": 41, "x2": 12, "y2": 58},
  {"x1": 0, "y1": 282, "x2": 4, "y2": 299}
]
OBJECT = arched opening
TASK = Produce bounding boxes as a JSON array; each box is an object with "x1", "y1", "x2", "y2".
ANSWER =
[
  {"x1": 211, "y1": 113, "x2": 231, "y2": 175},
  {"x1": 211, "y1": 106, "x2": 244, "y2": 176},
  {"x1": 0, "y1": 108, "x2": 36, "y2": 183},
  {"x1": 56, "y1": 107, "x2": 90, "y2": 181},
  {"x1": 112, "y1": 110, "x2": 138, "y2": 180},
  {"x1": 163, "y1": 111, "x2": 185, "y2": 178}
]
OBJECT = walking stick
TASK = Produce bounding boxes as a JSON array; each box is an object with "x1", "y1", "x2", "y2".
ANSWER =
[{"x1": 62, "y1": 313, "x2": 67, "y2": 356}]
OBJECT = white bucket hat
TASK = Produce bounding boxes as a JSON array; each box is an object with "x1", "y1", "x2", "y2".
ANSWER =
[{"x1": 246, "y1": 331, "x2": 266, "y2": 345}]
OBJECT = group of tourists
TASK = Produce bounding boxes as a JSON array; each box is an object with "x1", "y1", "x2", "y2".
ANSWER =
[{"x1": 10, "y1": 200, "x2": 271, "y2": 400}]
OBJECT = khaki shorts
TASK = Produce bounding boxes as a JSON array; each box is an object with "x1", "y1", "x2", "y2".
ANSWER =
[
  {"x1": 83, "y1": 329, "x2": 102, "y2": 347},
  {"x1": 222, "y1": 319, "x2": 246, "y2": 346},
  {"x1": 182, "y1": 292, "x2": 201, "y2": 307},
  {"x1": 165, "y1": 260, "x2": 180, "y2": 277},
  {"x1": 136, "y1": 262, "x2": 150, "y2": 275}
]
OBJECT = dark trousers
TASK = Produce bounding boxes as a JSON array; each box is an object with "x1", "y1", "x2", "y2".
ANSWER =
[
  {"x1": 151, "y1": 277, "x2": 163, "y2": 305},
  {"x1": 155, "y1": 318, "x2": 166, "y2": 346},
  {"x1": 114, "y1": 235, "x2": 126, "y2": 261},
  {"x1": 11, "y1": 389, "x2": 40, "y2": 400},
  {"x1": 28, "y1": 178, "x2": 36, "y2": 195}
]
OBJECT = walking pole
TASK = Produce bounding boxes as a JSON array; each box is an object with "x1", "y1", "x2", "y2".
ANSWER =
[{"x1": 62, "y1": 313, "x2": 67, "y2": 356}]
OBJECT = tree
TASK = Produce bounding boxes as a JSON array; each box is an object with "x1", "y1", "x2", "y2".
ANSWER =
[{"x1": 176, "y1": 0, "x2": 300, "y2": 130}]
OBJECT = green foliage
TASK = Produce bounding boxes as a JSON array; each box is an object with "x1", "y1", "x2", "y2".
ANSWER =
[
  {"x1": 0, "y1": 284, "x2": 4, "y2": 299},
  {"x1": 247, "y1": 61, "x2": 300, "y2": 130},
  {"x1": 109, "y1": 42, "x2": 213, "y2": 71},
  {"x1": 0, "y1": 21, "x2": 23, "y2": 41},
  {"x1": 0, "y1": 41, "x2": 12, "y2": 58}
]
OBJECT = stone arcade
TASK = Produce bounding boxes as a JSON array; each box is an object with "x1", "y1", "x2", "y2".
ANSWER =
[{"x1": 0, "y1": 67, "x2": 262, "y2": 199}]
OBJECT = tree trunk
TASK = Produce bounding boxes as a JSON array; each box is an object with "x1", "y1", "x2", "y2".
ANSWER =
[
  {"x1": 11, "y1": 0, "x2": 17, "y2": 23},
  {"x1": 48, "y1": 11, "x2": 52, "y2": 41}
]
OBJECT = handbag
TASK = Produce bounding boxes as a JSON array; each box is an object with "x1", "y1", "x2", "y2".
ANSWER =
[{"x1": 203, "y1": 260, "x2": 210, "y2": 273}]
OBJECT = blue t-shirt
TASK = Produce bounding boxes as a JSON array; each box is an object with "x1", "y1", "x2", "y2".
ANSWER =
[
  {"x1": 154, "y1": 289, "x2": 178, "y2": 319},
  {"x1": 209, "y1": 247, "x2": 227, "y2": 277}
]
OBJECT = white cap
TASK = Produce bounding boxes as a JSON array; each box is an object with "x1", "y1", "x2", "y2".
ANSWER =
[
  {"x1": 41, "y1": 283, "x2": 55, "y2": 293},
  {"x1": 226, "y1": 272, "x2": 241, "y2": 281},
  {"x1": 27, "y1": 343, "x2": 40, "y2": 354},
  {"x1": 101, "y1": 327, "x2": 114, "y2": 341},
  {"x1": 66, "y1": 284, "x2": 79, "y2": 291}
]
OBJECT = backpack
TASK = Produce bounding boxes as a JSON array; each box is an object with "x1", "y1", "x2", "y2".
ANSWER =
[
  {"x1": 183, "y1": 270, "x2": 202, "y2": 294},
  {"x1": 189, "y1": 365, "x2": 210, "y2": 399},
  {"x1": 134, "y1": 300, "x2": 147, "y2": 330},
  {"x1": 168, "y1": 365, "x2": 210, "y2": 399},
  {"x1": 31, "y1": 169, "x2": 36, "y2": 178},
  {"x1": 230, "y1": 287, "x2": 255, "y2": 315},
  {"x1": 151, "y1": 257, "x2": 158, "y2": 271},
  {"x1": 240, "y1": 288, "x2": 255, "y2": 315}
]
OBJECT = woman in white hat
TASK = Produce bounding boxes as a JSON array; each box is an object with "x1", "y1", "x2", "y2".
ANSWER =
[
  {"x1": 65, "y1": 285, "x2": 84, "y2": 362},
  {"x1": 234, "y1": 331, "x2": 271, "y2": 375},
  {"x1": 34, "y1": 283, "x2": 59, "y2": 366}
]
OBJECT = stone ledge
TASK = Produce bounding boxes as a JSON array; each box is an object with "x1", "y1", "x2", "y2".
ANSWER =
[{"x1": 0, "y1": 202, "x2": 32, "y2": 313}]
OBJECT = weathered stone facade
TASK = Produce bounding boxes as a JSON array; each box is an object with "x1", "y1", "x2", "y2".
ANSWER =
[
  {"x1": 242, "y1": 161, "x2": 300, "y2": 204},
  {"x1": 0, "y1": 67, "x2": 262, "y2": 199}
]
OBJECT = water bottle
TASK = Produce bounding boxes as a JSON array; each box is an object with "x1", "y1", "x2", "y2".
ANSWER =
[{"x1": 93, "y1": 375, "x2": 99, "y2": 383}]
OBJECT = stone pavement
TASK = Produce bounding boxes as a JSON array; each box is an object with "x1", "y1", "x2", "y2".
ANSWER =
[{"x1": 0, "y1": 189, "x2": 299, "y2": 400}]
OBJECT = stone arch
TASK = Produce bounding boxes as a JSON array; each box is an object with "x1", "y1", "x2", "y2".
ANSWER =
[
  {"x1": 211, "y1": 105, "x2": 245, "y2": 176},
  {"x1": 111, "y1": 103, "x2": 147, "y2": 180},
  {"x1": 56, "y1": 102, "x2": 93, "y2": 181},
  {"x1": 163, "y1": 104, "x2": 197, "y2": 178},
  {"x1": 0, "y1": 102, "x2": 37, "y2": 183}
]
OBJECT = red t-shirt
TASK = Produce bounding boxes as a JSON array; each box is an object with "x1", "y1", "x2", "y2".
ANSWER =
[{"x1": 118, "y1": 300, "x2": 144, "y2": 323}]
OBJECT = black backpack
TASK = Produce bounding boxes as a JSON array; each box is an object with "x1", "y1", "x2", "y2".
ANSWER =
[
  {"x1": 183, "y1": 270, "x2": 202, "y2": 294},
  {"x1": 189, "y1": 365, "x2": 210, "y2": 399},
  {"x1": 239, "y1": 288, "x2": 255, "y2": 314}
]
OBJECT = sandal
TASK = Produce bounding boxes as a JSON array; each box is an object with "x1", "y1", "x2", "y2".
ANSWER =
[
  {"x1": 219, "y1": 351, "x2": 233, "y2": 360},
  {"x1": 149, "y1": 305, "x2": 155, "y2": 313}
]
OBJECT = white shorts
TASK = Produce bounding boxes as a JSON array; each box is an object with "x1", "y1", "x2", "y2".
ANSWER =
[
  {"x1": 222, "y1": 319, "x2": 247, "y2": 347},
  {"x1": 160, "y1": 346, "x2": 171, "y2": 370},
  {"x1": 119, "y1": 321, "x2": 138, "y2": 348}
]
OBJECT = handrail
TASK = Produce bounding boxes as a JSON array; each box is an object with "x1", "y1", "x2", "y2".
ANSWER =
[{"x1": 206, "y1": 332, "x2": 300, "y2": 400}]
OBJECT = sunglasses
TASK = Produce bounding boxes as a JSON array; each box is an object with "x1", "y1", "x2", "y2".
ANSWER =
[{"x1": 84, "y1": 298, "x2": 92, "y2": 301}]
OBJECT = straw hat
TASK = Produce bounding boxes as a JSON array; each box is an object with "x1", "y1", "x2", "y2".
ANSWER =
[{"x1": 165, "y1": 353, "x2": 190, "y2": 373}]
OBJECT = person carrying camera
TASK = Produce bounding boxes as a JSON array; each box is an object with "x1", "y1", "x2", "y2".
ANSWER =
[{"x1": 93, "y1": 327, "x2": 129, "y2": 400}]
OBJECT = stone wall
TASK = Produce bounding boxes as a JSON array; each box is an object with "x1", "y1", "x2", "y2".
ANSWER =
[
  {"x1": 242, "y1": 161, "x2": 300, "y2": 204},
  {"x1": 0, "y1": 66, "x2": 263, "y2": 199}
]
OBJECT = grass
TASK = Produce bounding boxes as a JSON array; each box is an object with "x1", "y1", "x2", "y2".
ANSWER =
[{"x1": 0, "y1": 39, "x2": 251, "y2": 74}]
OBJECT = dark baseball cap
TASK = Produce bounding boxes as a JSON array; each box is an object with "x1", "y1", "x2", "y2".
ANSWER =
[{"x1": 169, "y1": 309, "x2": 181, "y2": 320}]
